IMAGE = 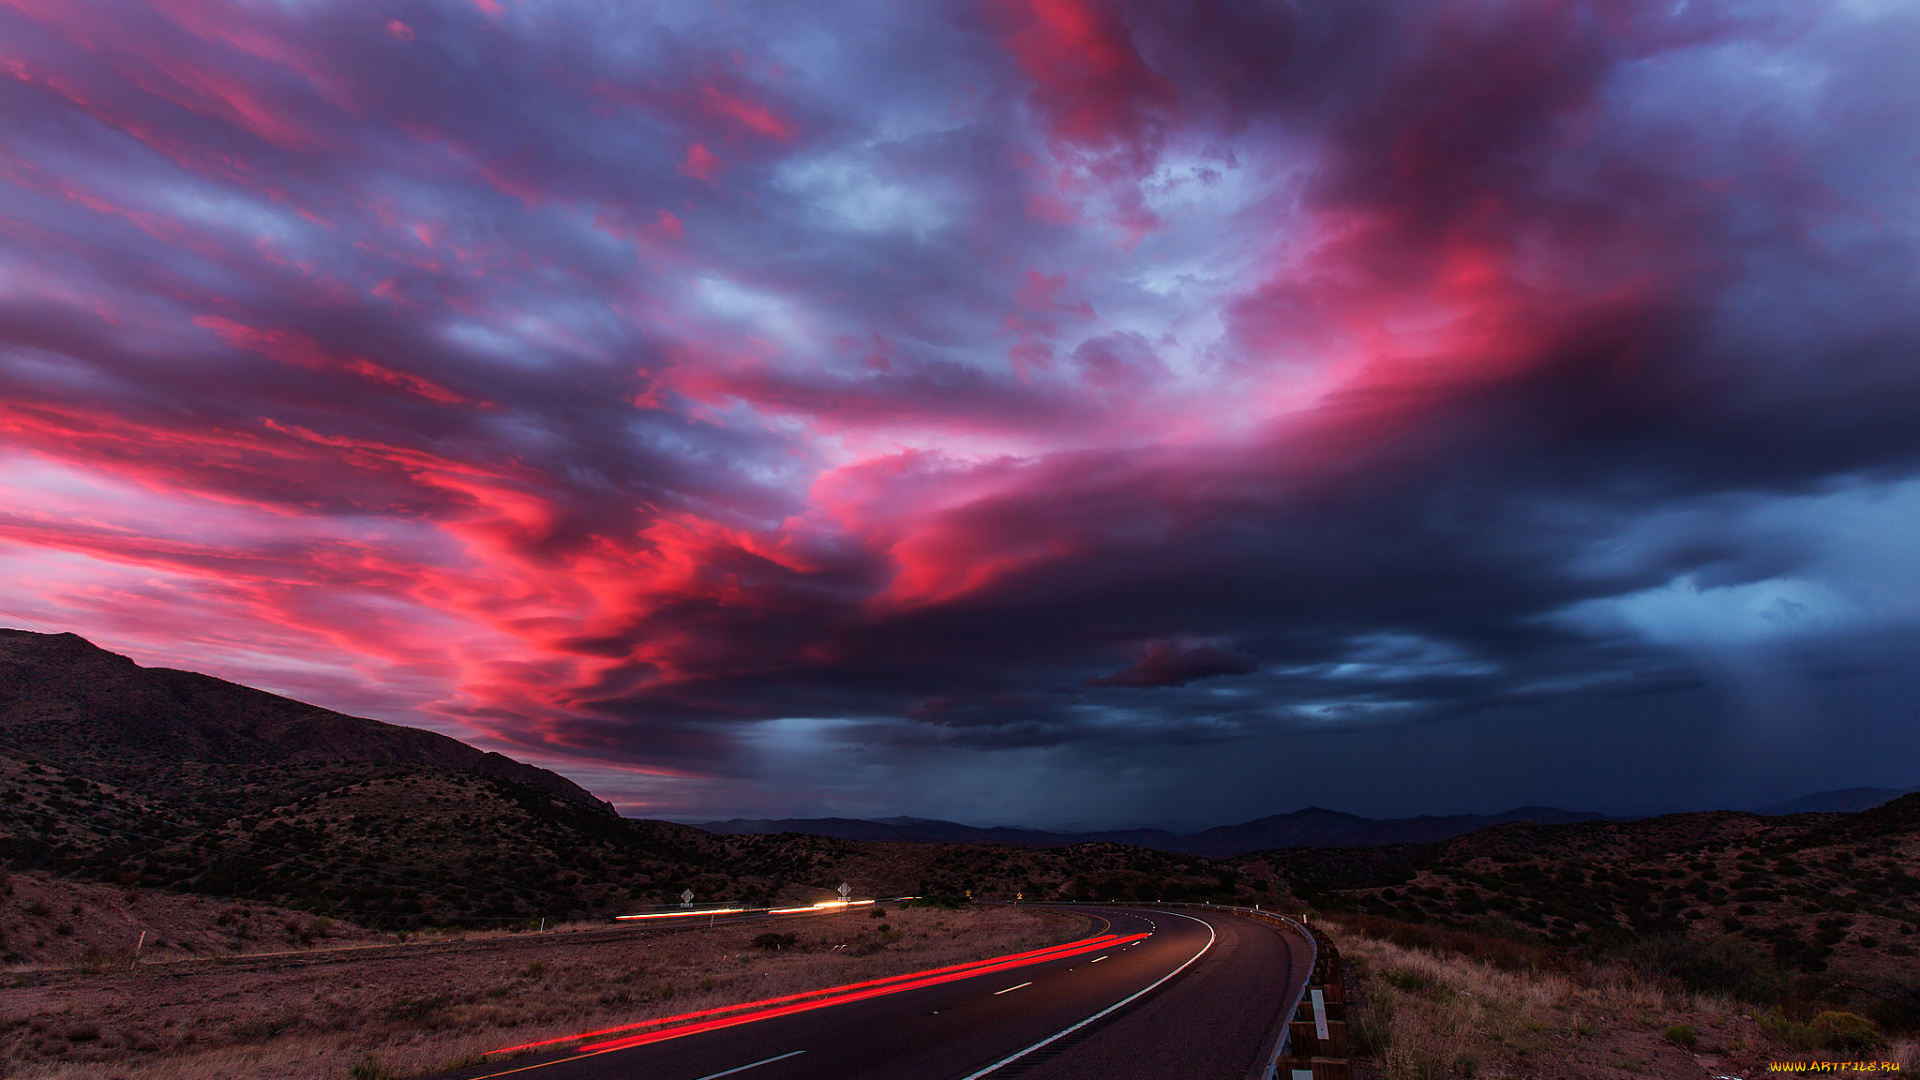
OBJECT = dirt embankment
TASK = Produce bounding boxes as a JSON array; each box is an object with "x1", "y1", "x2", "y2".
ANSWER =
[{"x1": 1, "y1": 902, "x2": 1089, "y2": 1080}]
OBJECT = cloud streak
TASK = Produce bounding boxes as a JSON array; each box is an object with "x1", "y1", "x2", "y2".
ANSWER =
[{"x1": 3, "y1": 0, "x2": 1919, "y2": 821}]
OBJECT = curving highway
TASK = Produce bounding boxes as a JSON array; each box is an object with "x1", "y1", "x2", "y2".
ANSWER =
[{"x1": 431, "y1": 905, "x2": 1311, "y2": 1080}]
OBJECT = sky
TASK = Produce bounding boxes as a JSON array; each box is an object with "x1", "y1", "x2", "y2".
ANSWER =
[{"x1": 2, "y1": 0, "x2": 1919, "y2": 828}]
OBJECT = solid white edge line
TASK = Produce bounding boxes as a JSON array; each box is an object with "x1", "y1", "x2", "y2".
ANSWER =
[
  {"x1": 993, "y1": 981, "x2": 1033, "y2": 995},
  {"x1": 690, "y1": 1048, "x2": 806, "y2": 1080},
  {"x1": 955, "y1": 910, "x2": 1217, "y2": 1080}
]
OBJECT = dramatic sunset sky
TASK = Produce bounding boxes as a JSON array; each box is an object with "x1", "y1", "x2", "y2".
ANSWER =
[{"x1": 3, "y1": 0, "x2": 1917, "y2": 826}]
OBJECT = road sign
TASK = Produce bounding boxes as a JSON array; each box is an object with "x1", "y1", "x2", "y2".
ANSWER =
[
  {"x1": 681, "y1": 889, "x2": 694, "y2": 906},
  {"x1": 838, "y1": 882, "x2": 851, "y2": 899}
]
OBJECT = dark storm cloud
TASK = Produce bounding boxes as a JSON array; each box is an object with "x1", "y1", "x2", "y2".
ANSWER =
[{"x1": 2, "y1": 0, "x2": 1917, "y2": 818}]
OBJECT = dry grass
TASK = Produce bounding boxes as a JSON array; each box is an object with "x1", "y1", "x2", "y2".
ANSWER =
[
  {"x1": 1329, "y1": 918, "x2": 1918, "y2": 1080},
  {"x1": 0, "y1": 870, "x2": 389, "y2": 971},
  {"x1": 2, "y1": 903, "x2": 1088, "y2": 1080}
]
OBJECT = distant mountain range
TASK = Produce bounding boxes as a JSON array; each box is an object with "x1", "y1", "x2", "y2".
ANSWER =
[
  {"x1": 694, "y1": 786, "x2": 1920, "y2": 857},
  {"x1": 691, "y1": 805, "x2": 1612, "y2": 858},
  {"x1": 1758, "y1": 785, "x2": 1920, "y2": 815}
]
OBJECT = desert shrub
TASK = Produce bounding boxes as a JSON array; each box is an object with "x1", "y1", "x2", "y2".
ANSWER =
[
  {"x1": 1385, "y1": 970, "x2": 1432, "y2": 992},
  {"x1": 1662, "y1": 1023, "x2": 1697, "y2": 1048},
  {"x1": 1329, "y1": 913, "x2": 1556, "y2": 972},
  {"x1": 1812, "y1": 1011, "x2": 1886, "y2": 1053},
  {"x1": 227, "y1": 1017, "x2": 293, "y2": 1041},
  {"x1": 1622, "y1": 934, "x2": 1782, "y2": 1003},
  {"x1": 349, "y1": 1057, "x2": 397, "y2": 1080},
  {"x1": 383, "y1": 993, "x2": 451, "y2": 1027},
  {"x1": 1858, "y1": 980, "x2": 1920, "y2": 1034},
  {"x1": 1762, "y1": 1016, "x2": 1826, "y2": 1052},
  {"x1": 752, "y1": 932, "x2": 797, "y2": 951}
]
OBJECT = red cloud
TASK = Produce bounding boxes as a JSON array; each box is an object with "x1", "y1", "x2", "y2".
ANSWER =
[
  {"x1": 699, "y1": 85, "x2": 795, "y2": 140},
  {"x1": 678, "y1": 143, "x2": 722, "y2": 182},
  {"x1": 998, "y1": 0, "x2": 1175, "y2": 155},
  {"x1": 193, "y1": 317, "x2": 473, "y2": 405}
]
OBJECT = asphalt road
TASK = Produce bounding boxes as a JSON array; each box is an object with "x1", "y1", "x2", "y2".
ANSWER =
[{"x1": 431, "y1": 905, "x2": 1309, "y2": 1080}]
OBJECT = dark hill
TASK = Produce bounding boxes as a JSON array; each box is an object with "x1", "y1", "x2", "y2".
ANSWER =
[{"x1": 0, "y1": 628, "x2": 609, "y2": 818}]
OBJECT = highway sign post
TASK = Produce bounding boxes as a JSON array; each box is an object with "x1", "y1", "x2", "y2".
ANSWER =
[{"x1": 838, "y1": 882, "x2": 852, "y2": 901}]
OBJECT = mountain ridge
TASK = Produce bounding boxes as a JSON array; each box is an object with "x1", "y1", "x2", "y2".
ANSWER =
[
  {"x1": 1757, "y1": 785, "x2": 1920, "y2": 815},
  {"x1": 688, "y1": 804, "x2": 1613, "y2": 857},
  {"x1": 0, "y1": 628, "x2": 611, "y2": 817}
]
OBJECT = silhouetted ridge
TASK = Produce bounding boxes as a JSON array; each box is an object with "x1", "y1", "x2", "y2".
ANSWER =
[
  {"x1": 1758, "y1": 785, "x2": 1920, "y2": 815},
  {"x1": 0, "y1": 628, "x2": 610, "y2": 814},
  {"x1": 690, "y1": 804, "x2": 1610, "y2": 856}
]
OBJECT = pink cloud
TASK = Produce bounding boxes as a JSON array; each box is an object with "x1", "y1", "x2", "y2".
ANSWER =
[
  {"x1": 678, "y1": 142, "x2": 722, "y2": 182},
  {"x1": 699, "y1": 85, "x2": 794, "y2": 140}
]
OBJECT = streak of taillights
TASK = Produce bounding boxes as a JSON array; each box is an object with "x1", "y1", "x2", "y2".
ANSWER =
[
  {"x1": 577, "y1": 932, "x2": 1149, "y2": 1054},
  {"x1": 482, "y1": 931, "x2": 1145, "y2": 1057}
]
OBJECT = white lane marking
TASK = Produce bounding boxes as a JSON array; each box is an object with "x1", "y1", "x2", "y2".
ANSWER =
[
  {"x1": 993, "y1": 981, "x2": 1033, "y2": 995},
  {"x1": 956, "y1": 911, "x2": 1217, "y2": 1080},
  {"x1": 691, "y1": 1049, "x2": 806, "y2": 1080},
  {"x1": 1089, "y1": 955, "x2": 1107, "y2": 963}
]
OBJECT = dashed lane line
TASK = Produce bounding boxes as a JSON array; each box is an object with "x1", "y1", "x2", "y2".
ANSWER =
[{"x1": 691, "y1": 1050, "x2": 806, "y2": 1080}]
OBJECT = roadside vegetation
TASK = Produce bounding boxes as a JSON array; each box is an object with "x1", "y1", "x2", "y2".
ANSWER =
[
  {"x1": 1329, "y1": 915, "x2": 1919, "y2": 1079},
  {"x1": 1266, "y1": 794, "x2": 1920, "y2": 1077}
]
